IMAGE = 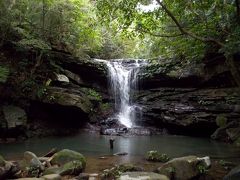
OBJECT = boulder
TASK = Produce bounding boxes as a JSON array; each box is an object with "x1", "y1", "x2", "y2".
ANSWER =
[
  {"x1": 50, "y1": 149, "x2": 86, "y2": 168},
  {"x1": 211, "y1": 121, "x2": 239, "y2": 142},
  {"x1": 157, "y1": 156, "x2": 211, "y2": 180},
  {"x1": 23, "y1": 151, "x2": 44, "y2": 177},
  {"x1": 63, "y1": 69, "x2": 84, "y2": 85},
  {"x1": 2, "y1": 105, "x2": 27, "y2": 129},
  {"x1": 55, "y1": 74, "x2": 69, "y2": 83},
  {"x1": 59, "y1": 160, "x2": 83, "y2": 176},
  {"x1": 42, "y1": 167, "x2": 62, "y2": 176},
  {"x1": 0, "y1": 156, "x2": 20, "y2": 180},
  {"x1": 118, "y1": 172, "x2": 169, "y2": 180},
  {"x1": 42, "y1": 174, "x2": 61, "y2": 180},
  {"x1": 24, "y1": 151, "x2": 44, "y2": 171},
  {"x1": 224, "y1": 165, "x2": 240, "y2": 180},
  {"x1": 76, "y1": 173, "x2": 90, "y2": 180}
]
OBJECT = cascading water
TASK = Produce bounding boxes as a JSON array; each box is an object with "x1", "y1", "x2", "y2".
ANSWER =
[{"x1": 96, "y1": 59, "x2": 145, "y2": 128}]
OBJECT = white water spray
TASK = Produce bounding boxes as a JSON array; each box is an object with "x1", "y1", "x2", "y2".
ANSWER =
[{"x1": 96, "y1": 59, "x2": 146, "y2": 128}]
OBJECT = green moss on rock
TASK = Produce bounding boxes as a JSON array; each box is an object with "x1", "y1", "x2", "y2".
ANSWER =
[
  {"x1": 60, "y1": 160, "x2": 83, "y2": 176},
  {"x1": 146, "y1": 151, "x2": 170, "y2": 162},
  {"x1": 50, "y1": 149, "x2": 86, "y2": 168},
  {"x1": 216, "y1": 114, "x2": 227, "y2": 127}
]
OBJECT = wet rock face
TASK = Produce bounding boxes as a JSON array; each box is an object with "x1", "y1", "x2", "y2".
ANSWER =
[
  {"x1": 0, "y1": 106, "x2": 27, "y2": 139},
  {"x1": 135, "y1": 88, "x2": 240, "y2": 137},
  {"x1": 2, "y1": 106, "x2": 27, "y2": 129}
]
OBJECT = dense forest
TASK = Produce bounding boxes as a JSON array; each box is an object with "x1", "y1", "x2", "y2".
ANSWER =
[
  {"x1": 0, "y1": 0, "x2": 240, "y2": 180},
  {"x1": 1, "y1": 0, "x2": 240, "y2": 83}
]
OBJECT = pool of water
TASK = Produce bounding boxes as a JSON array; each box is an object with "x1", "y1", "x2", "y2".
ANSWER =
[{"x1": 0, "y1": 132, "x2": 239, "y2": 162}]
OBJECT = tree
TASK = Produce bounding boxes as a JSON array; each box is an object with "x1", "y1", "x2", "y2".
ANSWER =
[
  {"x1": 0, "y1": 0, "x2": 103, "y2": 56},
  {"x1": 97, "y1": 0, "x2": 240, "y2": 86}
]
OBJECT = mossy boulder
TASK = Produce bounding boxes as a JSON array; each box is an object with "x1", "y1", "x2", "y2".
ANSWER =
[
  {"x1": 60, "y1": 160, "x2": 83, "y2": 176},
  {"x1": 146, "y1": 151, "x2": 170, "y2": 162},
  {"x1": 42, "y1": 167, "x2": 62, "y2": 176},
  {"x1": 157, "y1": 156, "x2": 211, "y2": 180},
  {"x1": 43, "y1": 161, "x2": 84, "y2": 176},
  {"x1": 50, "y1": 149, "x2": 86, "y2": 168}
]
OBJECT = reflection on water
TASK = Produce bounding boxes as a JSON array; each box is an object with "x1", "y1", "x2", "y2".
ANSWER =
[{"x1": 0, "y1": 132, "x2": 239, "y2": 162}]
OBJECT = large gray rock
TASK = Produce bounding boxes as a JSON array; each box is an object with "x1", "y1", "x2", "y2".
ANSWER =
[
  {"x1": 224, "y1": 165, "x2": 240, "y2": 180},
  {"x1": 118, "y1": 172, "x2": 169, "y2": 180},
  {"x1": 55, "y1": 74, "x2": 69, "y2": 83},
  {"x1": 2, "y1": 105, "x2": 27, "y2": 128},
  {"x1": 24, "y1": 151, "x2": 44, "y2": 171},
  {"x1": 157, "y1": 156, "x2": 211, "y2": 180},
  {"x1": 43, "y1": 149, "x2": 86, "y2": 176}
]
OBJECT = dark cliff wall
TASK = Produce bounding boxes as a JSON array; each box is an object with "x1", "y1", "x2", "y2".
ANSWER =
[{"x1": 135, "y1": 54, "x2": 240, "y2": 140}]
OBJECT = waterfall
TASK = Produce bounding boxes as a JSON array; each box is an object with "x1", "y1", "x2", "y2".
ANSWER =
[{"x1": 96, "y1": 59, "x2": 145, "y2": 128}]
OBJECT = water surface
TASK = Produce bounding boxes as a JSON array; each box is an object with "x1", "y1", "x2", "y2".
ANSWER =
[{"x1": 0, "y1": 132, "x2": 239, "y2": 163}]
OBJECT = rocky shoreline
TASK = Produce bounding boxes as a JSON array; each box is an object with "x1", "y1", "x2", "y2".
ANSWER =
[{"x1": 0, "y1": 148, "x2": 239, "y2": 180}]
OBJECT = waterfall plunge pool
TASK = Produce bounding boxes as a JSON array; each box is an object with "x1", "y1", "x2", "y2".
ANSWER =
[{"x1": 0, "y1": 132, "x2": 239, "y2": 162}]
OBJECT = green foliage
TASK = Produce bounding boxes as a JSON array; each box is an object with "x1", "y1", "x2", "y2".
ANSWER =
[
  {"x1": 26, "y1": 166, "x2": 41, "y2": 177},
  {"x1": 36, "y1": 87, "x2": 48, "y2": 99},
  {"x1": 100, "y1": 103, "x2": 110, "y2": 111},
  {"x1": 0, "y1": 0, "x2": 103, "y2": 56},
  {"x1": 219, "y1": 160, "x2": 228, "y2": 167},
  {"x1": 88, "y1": 89, "x2": 102, "y2": 101},
  {"x1": 0, "y1": 65, "x2": 9, "y2": 83},
  {"x1": 21, "y1": 78, "x2": 36, "y2": 93},
  {"x1": 96, "y1": 0, "x2": 240, "y2": 60},
  {"x1": 216, "y1": 114, "x2": 227, "y2": 127},
  {"x1": 146, "y1": 151, "x2": 170, "y2": 162},
  {"x1": 197, "y1": 163, "x2": 208, "y2": 174}
]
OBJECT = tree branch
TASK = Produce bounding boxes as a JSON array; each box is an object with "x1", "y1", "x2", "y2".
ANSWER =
[
  {"x1": 139, "y1": 28, "x2": 183, "y2": 37},
  {"x1": 155, "y1": 0, "x2": 224, "y2": 47}
]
